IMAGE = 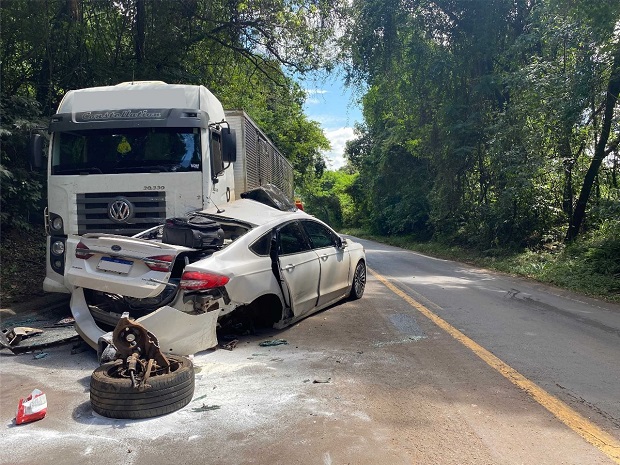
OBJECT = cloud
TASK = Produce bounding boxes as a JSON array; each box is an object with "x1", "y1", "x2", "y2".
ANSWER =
[
  {"x1": 311, "y1": 112, "x2": 362, "y2": 128},
  {"x1": 322, "y1": 126, "x2": 356, "y2": 170},
  {"x1": 303, "y1": 89, "x2": 329, "y2": 106}
]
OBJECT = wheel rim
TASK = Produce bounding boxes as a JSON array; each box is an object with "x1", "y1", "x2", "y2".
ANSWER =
[{"x1": 354, "y1": 263, "x2": 366, "y2": 297}]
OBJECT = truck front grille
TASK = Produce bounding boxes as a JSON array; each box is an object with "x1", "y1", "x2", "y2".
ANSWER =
[{"x1": 77, "y1": 191, "x2": 166, "y2": 235}]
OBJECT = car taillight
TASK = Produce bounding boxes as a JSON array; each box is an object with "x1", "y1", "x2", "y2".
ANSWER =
[
  {"x1": 180, "y1": 271, "x2": 229, "y2": 290},
  {"x1": 144, "y1": 255, "x2": 174, "y2": 272},
  {"x1": 75, "y1": 241, "x2": 93, "y2": 260}
]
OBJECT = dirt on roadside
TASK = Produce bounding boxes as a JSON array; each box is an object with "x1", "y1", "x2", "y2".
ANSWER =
[{"x1": 1, "y1": 227, "x2": 47, "y2": 308}]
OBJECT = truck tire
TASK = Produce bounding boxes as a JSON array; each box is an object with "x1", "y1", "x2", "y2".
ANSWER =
[
  {"x1": 349, "y1": 260, "x2": 366, "y2": 300},
  {"x1": 90, "y1": 354, "x2": 195, "y2": 419}
]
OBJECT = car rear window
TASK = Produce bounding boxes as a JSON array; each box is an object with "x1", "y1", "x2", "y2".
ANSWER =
[{"x1": 250, "y1": 233, "x2": 271, "y2": 256}]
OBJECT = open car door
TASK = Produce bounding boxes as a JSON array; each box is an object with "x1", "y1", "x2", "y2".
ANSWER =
[{"x1": 270, "y1": 222, "x2": 321, "y2": 318}]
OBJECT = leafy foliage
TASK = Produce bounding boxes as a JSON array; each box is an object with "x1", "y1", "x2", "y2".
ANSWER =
[
  {"x1": 0, "y1": 0, "x2": 341, "y2": 230},
  {"x1": 0, "y1": 95, "x2": 46, "y2": 229},
  {"x1": 299, "y1": 169, "x2": 358, "y2": 229},
  {"x1": 341, "y1": 0, "x2": 620, "y2": 251}
]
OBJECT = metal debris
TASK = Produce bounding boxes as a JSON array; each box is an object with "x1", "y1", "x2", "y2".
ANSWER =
[
  {"x1": 192, "y1": 404, "x2": 221, "y2": 412},
  {"x1": 1, "y1": 327, "x2": 43, "y2": 347},
  {"x1": 53, "y1": 317, "x2": 75, "y2": 327},
  {"x1": 220, "y1": 339, "x2": 239, "y2": 351},
  {"x1": 258, "y1": 339, "x2": 288, "y2": 347},
  {"x1": 109, "y1": 313, "x2": 171, "y2": 390},
  {"x1": 0, "y1": 331, "x2": 79, "y2": 354}
]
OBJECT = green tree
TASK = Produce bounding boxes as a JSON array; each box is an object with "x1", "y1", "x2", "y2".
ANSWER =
[
  {"x1": 0, "y1": 95, "x2": 45, "y2": 228},
  {"x1": 299, "y1": 169, "x2": 358, "y2": 229},
  {"x1": 343, "y1": 0, "x2": 620, "y2": 248},
  {"x1": 1, "y1": 0, "x2": 346, "y2": 112},
  {"x1": 1, "y1": 0, "x2": 343, "y2": 230}
]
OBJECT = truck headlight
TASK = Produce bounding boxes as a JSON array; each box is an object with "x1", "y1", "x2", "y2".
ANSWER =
[
  {"x1": 51, "y1": 217, "x2": 63, "y2": 232},
  {"x1": 51, "y1": 240, "x2": 65, "y2": 256},
  {"x1": 49, "y1": 236, "x2": 66, "y2": 275}
]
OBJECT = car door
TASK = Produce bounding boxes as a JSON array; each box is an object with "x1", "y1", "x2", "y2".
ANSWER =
[
  {"x1": 300, "y1": 220, "x2": 350, "y2": 307},
  {"x1": 277, "y1": 221, "x2": 321, "y2": 317}
]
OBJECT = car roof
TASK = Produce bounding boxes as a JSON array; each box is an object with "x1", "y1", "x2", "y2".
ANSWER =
[{"x1": 200, "y1": 199, "x2": 308, "y2": 227}]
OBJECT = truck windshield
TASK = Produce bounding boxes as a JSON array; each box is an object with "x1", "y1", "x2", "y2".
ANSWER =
[{"x1": 51, "y1": 127, "x2": 201, "y2": 175}]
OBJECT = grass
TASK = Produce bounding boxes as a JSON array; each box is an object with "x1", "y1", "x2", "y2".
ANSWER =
[{"x1": 344, "y1": 228, "x2": 620, "y2": 303}]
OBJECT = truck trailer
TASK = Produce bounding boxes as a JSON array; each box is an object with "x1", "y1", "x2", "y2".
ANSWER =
[{"x1": 32, "y1": 81, "x2": 294, "y2": 295}]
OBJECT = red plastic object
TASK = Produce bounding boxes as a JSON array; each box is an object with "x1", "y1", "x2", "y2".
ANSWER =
[{"x1": 16, "y1": 389, "x2": 47, "y2": 425}]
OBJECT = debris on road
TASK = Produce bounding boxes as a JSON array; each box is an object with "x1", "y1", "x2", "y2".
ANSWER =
[
  {"x1": 70, "y1": 341, "x2": 90, "y2": 355},
  {"x1": 313, "y1": 378, "x2": 332, "y2": 384},
  {"x1": 15, "y1": 389, "x2": 48, "y2": 425},
  {"x1": 1, "y1": 326, "x2": 43, "y2": 347},
  {"x1": 258, "y1": 339, "x2": 288, "y2": 347},
  {"x1": 0, "y1": 308, "x2": 79, "y2": 355},
  {"x1": 33, "y1": 352, "x2": 49, "y2": 360},
  {"x1": 53, "y1": 317, "x2": 75, "y2": 327},
  {"x1": 0, "y1": 331, "x2": 80, "y2": 354},
  {"x1": 192, "y1": 404, "x2": 221, "y2": 412},
  {"x1": 220, "y1": 339, "x2": 239, "y2": 351}
]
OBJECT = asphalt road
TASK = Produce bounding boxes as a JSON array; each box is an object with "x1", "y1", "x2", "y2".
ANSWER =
[{"x1": 1, "y1": 237, "x2": 619, "y2": 464}]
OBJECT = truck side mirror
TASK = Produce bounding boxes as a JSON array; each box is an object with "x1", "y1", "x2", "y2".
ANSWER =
[
  {"x1": 210, "y1": 129, "x2": 224, "y2": 179},
  {"x1": 29, "y1": 134, "x2": 44, "y2": 170},
  {"x1": 222, "y1": 128, "x2": 237, "y2": 163}
]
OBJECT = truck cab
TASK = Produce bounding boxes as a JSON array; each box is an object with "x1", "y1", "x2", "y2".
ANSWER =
[{"x1": 37, "y1": 82, "x2": 237, "y2": 294}]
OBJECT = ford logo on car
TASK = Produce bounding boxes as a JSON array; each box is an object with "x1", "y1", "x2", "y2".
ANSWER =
[{"x1": 111, "y1": 245, "x2": 122, "y2": 252}]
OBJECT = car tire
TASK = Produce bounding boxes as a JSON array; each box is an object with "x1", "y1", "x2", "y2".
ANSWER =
[
  {"x1": 349, "y1": 260, "x2": 366, "y2": 300},
  {"x1": 90, "y1": 354, "x2": 195, "y2": 419}
]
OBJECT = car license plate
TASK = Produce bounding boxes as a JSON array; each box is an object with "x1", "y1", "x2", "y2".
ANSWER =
[{"x1": 97, "y1": 256, "x2": 133, "y2": 274}]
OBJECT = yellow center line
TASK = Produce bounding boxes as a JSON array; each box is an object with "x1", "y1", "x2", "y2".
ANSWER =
[{"x1": 370, "y1": 267, "x2": 620, "y2": 463}]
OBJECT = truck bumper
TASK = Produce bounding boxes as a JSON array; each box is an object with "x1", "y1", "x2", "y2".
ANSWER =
[{"x1": 43, "y1": 276, "x2": 71, "y2": 294}]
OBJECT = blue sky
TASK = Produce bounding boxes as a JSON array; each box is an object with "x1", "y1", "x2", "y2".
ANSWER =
[{"x1": 299, "y1": 74, "x2": 364, "y2": 170}]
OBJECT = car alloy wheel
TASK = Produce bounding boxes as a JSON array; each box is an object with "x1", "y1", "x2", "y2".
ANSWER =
[{"x1": 349, "y1": 260, "x2": 366, "y2": 300}]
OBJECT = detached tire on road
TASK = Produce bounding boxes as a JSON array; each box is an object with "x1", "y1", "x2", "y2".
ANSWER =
[{"x1": 90, "y1": 354, "x2": 195, "y2": 419}]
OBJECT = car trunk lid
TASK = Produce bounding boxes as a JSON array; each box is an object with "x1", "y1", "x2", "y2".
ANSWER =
[{"x1": 67, "y1": 233, "x2": 193, "y2": 299}]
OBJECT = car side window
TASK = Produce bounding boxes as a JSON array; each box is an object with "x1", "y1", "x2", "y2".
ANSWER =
[
  {"x1": 300, "y1": 220, "x2": 338, "y2": 249},
  {"x1": 278, "y1": 222, "x2": 310, "y2": 255}
]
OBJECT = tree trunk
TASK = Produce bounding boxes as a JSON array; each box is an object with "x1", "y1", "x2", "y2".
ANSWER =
[
  {"x1": 135, "y1": 0, "x2": 146, "y2": 68},
  {"x1": 558, "y1": 126, "x2": 574, "y2": 217},
  {"x1": 566, "y1": 47, "x2": 620, "y2": 241}
]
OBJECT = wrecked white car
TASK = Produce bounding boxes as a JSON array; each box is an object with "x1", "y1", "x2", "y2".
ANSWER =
[{"x1": 66, "y1": 189, "x2": 366, "y2": 357}]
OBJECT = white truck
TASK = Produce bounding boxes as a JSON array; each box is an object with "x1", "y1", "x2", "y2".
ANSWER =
[{"x1": 31, "y1": 81, "x2": 294, "y2": 295}]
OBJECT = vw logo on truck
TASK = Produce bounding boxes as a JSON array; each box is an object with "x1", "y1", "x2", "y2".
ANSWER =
[{"x1": 108, "y1": 198, "x2": 134, "y2": 223}]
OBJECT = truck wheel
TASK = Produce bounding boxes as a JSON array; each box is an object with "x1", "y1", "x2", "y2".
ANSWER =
[
  {"x1": 349, "y1": 260, "x2": 366, "y2": 300},
  {"x1": 90, "y1": 354, "x2": 195, "y2": 419}
]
